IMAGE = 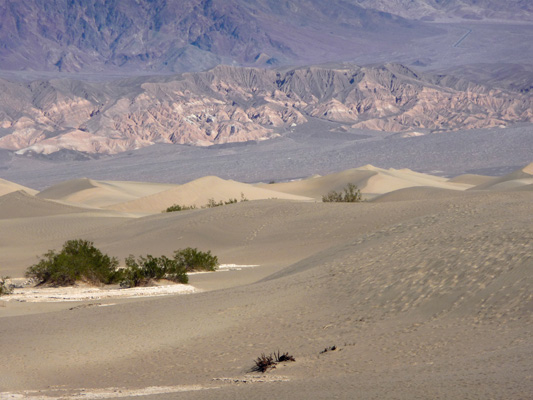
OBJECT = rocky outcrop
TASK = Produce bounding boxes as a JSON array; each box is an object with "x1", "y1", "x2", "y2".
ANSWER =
[{"x1": 0, "y1": 64, "x2": 531, "y2": 155}]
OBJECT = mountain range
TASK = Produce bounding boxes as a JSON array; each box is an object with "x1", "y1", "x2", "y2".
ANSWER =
[
  {"x1": 0, "y1": 63, "x2": 530, "y2": 155},
  {"x1": 0, "y1": 0, "x2": 531, "y2": 156}
]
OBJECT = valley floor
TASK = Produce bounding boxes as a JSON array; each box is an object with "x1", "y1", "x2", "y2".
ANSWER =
[{"x1": 0, "y1": 166, "x2": 532, "y2": 399}]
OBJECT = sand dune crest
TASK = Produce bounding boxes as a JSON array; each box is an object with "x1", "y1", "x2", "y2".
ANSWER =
[{"x1": 0, "y1": 177, "x2": 37, "y2": 197}]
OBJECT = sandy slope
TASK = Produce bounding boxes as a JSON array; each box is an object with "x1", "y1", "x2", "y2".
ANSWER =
[
  {"x1": 371, "y1": 186, "x2": 470, "y2": 202},
  {"x1": 0, "y1": 190, "x2": 90, "y2": 219},
  {"x1": 0, "y1": 165, "x2": 532, "y2": 399}
]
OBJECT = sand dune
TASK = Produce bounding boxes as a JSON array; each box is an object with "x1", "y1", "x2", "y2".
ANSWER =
[
  {"x1": 470, "y1": 162, "x2": 533, "y2": 191},
  {"x1": 108, "y1": 176, "x2": 312, "y2": 213},
  {"x1": 257, "y1": 169, "x2": 377, "y2": 198},
  {"x1": 360, "y1": 165, "x2": 471, "y2": 193},
  {"x1": 0, "y1": 177, "x2": 37, "y2": 197},
  {"x1": 0, "y1": 190, "x2": 90, "y2": 219},
  {"x1": 259, "y1": 165, "x2": 472, "y2": 199},
  {"x1": 1, "y1": 164, "x2": 532, "y2": 399},
  {"x1": 37, "y1": 178, "x2": 178, "y2": 208}
]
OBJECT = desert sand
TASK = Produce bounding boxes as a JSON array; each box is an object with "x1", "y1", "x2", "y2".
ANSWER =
[{"x1": 0, "y1": 164, "x2": 532, "y2": 399}]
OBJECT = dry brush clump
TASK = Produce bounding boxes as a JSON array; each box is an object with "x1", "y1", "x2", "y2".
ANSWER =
[
  {"x1": 320, "y1": 345, "x2": 337, "y2": 354},
  {"x1": 253, "y1": 353, "x2": 276, "y2": 373},
  {"x1": 252, "y1": 351, "x2": 295, "y2": 373}
]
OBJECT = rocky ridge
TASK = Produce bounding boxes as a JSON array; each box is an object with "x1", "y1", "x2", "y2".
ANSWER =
[{"x1": 0, "y1": 64, "x2": 531, "y2": 155}]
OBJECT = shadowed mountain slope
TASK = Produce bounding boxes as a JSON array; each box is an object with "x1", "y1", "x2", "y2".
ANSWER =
[{"x1": 0, "y1": 0, "x2": 433, "y2": 73}]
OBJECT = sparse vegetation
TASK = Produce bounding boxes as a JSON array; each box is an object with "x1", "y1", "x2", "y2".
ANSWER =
[
  {"x1": 164, "y1": 193, "x2": 248, "y2": 212},
  {"x1": 0, "y1": 276, "x2": 13, "y2": 296},
  {"x1": 320, "y1": 345, "x2": 337, "y2": 354},
  {"x1": 25, "y1": 239, "x2": 120, "y2": 286},
  {"x1": 252, "y1": 351, "x2": 295, "y2": 373},
  {"x1": 165, "y1": 204, "x2": 197, "y2": 212},
  {"x1": 322, "y1": 183, "x2": 362, "y2": 203},
  {"x1": 205, "y1": 193, "x2": 248, "y2": 208}
]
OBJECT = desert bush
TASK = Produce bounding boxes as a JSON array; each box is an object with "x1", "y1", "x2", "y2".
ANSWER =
[
  {"x1": 322, "y1": 183, "x2": 362, "y2": 203},
  {"x1": 252, "y1": 351, "x2": 295, "y2": 373},
  {"x1": 119, "y1": 254, "x2": 188, "y2": 288},
  {"x1": 173, "y1": 247, "x2": 218, "y2": 272},
  {"x1": 0, "y1": 276, "x2": 13, "y2": 296},
  {"x1": 274, "y1": 350, "x2": 295, "y2": 362},
  {"x1": 25, "y1": 239, "x2": 119, "y2": 286},
  {"x1": 253, "y1": 353, "x2": 276, "y2": 373},
  {"x1": 165, "y1": 204, "x2": 196, "y2": 213}
]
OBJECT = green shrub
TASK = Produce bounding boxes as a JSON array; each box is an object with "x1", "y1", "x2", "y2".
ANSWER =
[
  {"x1": 174, "y1": 247, "x2": 219, "y2": 272},
  {"x1": 119, "y1": 254, "x2": 188, "y2": 288},
  {"x1": 24, "y1": 240, "x2": 217, "y2": 289},
  {"x1": 0, "y1": 276, "x2": 13, "y2": 296},
  {"x1": 322, "y1": 183, "x2": 362, "y2": 203},
  {"x1": 25, "y1": 239, "x2": 119, "y2": 286},
  {"x1": 165, "y1": 204, "x2": 196, "y2": 212}
]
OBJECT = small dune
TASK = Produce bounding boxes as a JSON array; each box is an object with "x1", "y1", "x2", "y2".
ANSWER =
[
  {"x1": 107, "y1": 176, "x2": 312, "y2": 213},
  {"x1": 37, "y1": 178, "x2": 178, "y2": 208}
]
